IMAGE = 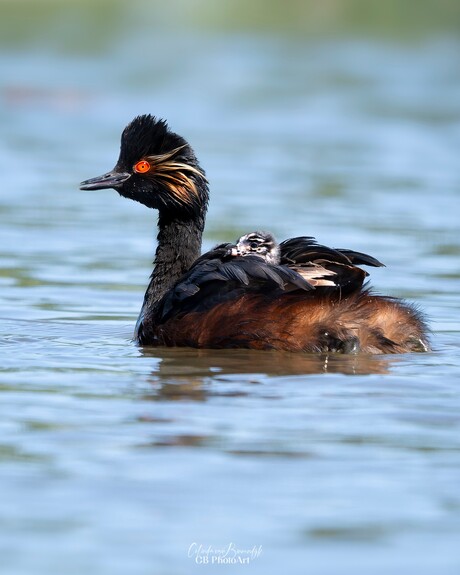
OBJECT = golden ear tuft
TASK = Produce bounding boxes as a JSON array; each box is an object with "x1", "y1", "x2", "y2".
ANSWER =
[{"x1": 144, "y1": 146, "x2": 207, "y2": 206}]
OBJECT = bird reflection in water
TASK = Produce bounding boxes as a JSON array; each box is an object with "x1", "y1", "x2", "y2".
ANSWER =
[{"x1": 139, "y1": 347, "x2": 395, "y2": 402}]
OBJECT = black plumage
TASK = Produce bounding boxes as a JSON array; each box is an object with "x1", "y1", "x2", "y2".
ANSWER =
[{"x1": 80, "y1": 115, "x2": 430, "y2": 354}]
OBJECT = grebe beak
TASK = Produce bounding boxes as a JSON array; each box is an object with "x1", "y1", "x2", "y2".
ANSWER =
[{"x1": 80, "y1": 170, "x2": 131, "y2": 191}]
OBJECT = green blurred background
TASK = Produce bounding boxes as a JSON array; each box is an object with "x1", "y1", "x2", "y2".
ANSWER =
[{"x1": 2, "y1": 0, "x2": 460, "y2": 47}]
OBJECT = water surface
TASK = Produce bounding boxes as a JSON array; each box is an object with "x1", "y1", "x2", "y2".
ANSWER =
[{"x1": 1, "y1": 4, "x2": 460, "y2": 574}]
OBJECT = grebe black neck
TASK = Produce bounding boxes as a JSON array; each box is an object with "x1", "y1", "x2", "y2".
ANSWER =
[{"x1": 80, "y1": 114, "x2": 209, "y2": 307}]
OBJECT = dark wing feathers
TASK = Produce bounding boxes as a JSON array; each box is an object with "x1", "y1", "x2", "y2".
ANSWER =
[
  {"x1": 280, "y1": 237, "x2": 351, "y2": 265},
  {"x1": 217, "y1": 261, "x2": 252, "y2": 284},
  {"x1": 333, "y1": 249, "x2": 385, "y2": 268},
  {"x1": 174, "y1": 283, "x2": 200, "y2": 298},
  {"x1": 280, "y1": 236, "x2": 384, "y2": 267},
  {"x1": 187, "y1": 243, "x2": 233, "y2": 269},
  {"x1": 157, "y1": 253, "x2": 313, "y2": 322},
  {"x1": 278, "y1": 236, "x2": 383, "y2": 295},
  {"x1": 157, "y1": 235, "x2": 383, "y2": 323},
  {"x1": 273, "y1": 263, "x2": 316, "y2": 291}
]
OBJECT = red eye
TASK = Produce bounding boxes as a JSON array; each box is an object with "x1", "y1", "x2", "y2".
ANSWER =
[{"x1": 134, "y1": 160, "x2": 151, "y2": 174}]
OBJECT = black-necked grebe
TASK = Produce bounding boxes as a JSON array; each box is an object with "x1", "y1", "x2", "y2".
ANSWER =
[{"x1": 80, "y1": 114, "x2": 430, "y2": 353}]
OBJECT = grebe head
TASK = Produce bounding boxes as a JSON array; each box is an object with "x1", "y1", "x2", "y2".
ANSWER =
[{"x1": 80, "y1": 114, "x2": 208, "y2": 217}]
